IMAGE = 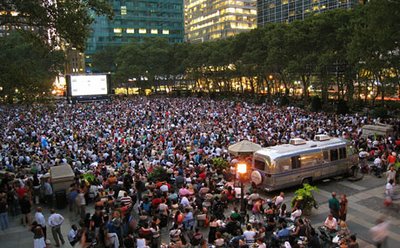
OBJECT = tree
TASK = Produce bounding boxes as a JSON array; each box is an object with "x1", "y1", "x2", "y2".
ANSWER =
[
  {"x1": 286, "y1": 20, "x2": 318, "y2": 102},
  {"x1": 92, "y1": 46, "x2": 120, "y2": 73},
  {"x1": 0, "y1": 31, "x2": 64, "y2": 101},
  {"x1": 0, "y1": 0, "x2": 113, "y2": 50},
  {"x1": 265, "y1": 23, "x2": 291, "y2": 96},
  {"x1": 348, "y1": 0, "x2": 400, "y2": 105}
]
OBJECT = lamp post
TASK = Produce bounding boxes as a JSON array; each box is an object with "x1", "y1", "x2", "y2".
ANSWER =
[{"x1": 237, "y1": 162, "x2": 247, "y2": 223}]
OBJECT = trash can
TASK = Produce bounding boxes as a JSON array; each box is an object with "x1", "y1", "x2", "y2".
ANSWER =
[{"x1": 55, "y1": 190, "x2": 67, "y2": 209}]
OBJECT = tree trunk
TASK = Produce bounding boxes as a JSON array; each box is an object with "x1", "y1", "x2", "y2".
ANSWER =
[{"x1": 301, "y1": 74, "x2": 309, "y2": 102}]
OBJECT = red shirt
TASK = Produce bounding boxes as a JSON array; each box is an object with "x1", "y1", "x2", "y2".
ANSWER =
[
  {"x1": 152, "y1": 198, "x2": 162, "y2": 207},
  {"x1": 16, "y1": 187, "x2": 27, "y2": 199},
  {"x1": 388, "y1": 155, "x2": 396, "y2": 164},
  {"x1": 199, "y1": 171, "x2": 206, "y2": 180}
]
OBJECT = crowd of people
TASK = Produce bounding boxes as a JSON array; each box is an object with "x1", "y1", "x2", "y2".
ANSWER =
[{"x1": 0, "y1": 96, "x2": 399, "y2": 248}]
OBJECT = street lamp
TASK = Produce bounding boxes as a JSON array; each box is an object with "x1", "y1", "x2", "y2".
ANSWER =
[{"x1": 237, "y1": 162, "x2": 247, "y2": 223}]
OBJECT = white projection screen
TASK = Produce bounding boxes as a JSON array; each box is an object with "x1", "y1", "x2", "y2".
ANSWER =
[{"x1": 70, "y1": 75, "x2": 108, "y2": 96}]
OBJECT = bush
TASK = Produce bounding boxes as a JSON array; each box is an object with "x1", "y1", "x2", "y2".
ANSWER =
[
  {"x1": 337, "y1": 99, "x2": 349, "y2": 115},
  {"x1": 280, "y1": 96, "x2": 290, "y2": 106},
  {"x1": 211, "y1": 157, "x2": 229, "y2": 172},
  {"x1": 82, "y1": 173, "x2": 97, "y2": 185},
  {"x1": 147, "y1": 166, "x2": 169, "y2": 182},
  {"x1": 310, "y1": 96, "x2": 322, "y2": 112},
  {"x1": 291, "y1": 184, "x2": 318, "y2": 211},
  {"x1": 371, "y1": 107, "x2": 388, "y2": 119}
]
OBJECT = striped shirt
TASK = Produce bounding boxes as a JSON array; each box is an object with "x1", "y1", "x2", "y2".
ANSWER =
[{"x1": 120, "y1": 196, "x2": 132, "y2": 207}]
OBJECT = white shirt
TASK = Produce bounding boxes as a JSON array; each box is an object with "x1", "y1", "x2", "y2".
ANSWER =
[
  {"x1": 258, "y1": 243, "x2": 267, "y2": 248},
  {"x1": 370, "y1": 221, "x2": 389, "y2": 243},
  {"x1": 48, "y1": 213, "x2": 64, "y2": 227},
  {"x1": 180, "y1": 196, "x2": 190, "y2": 207},
  {"x1": 35, "y1": 212, "x2": 46, "y2": 227},
  {"x1": 275, "y1": 195, "x2": 284, "y2": 206},
  {"x1": 324, "y1": 217, "x2": 338, "y2": 230},
  {"x1": 374, "y1": 158, "x2": 382, "y2": 167},
  {"x1": 68, "y1": 228, "x2": 78, "y2": 242},
  {"x1": 243, "y1": 230, "x2": 257, "y2": 242},
  {"x1": 160, "y1": 184, "x2": 169, "y2": 193},
  {"x1": 385, "y1": 183, "x2": 394, "y2": 197},
  {"x1": 290, "y1": 209, "x2": 302, "y2": 221}
]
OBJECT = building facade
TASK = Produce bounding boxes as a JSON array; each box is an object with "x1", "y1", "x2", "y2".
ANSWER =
[
  {"x1": 257, "y1": 0, "x2": 360, "y2": 26},
  {"x1": 85, "y1": 0, "x2": 184, "y2": 70},
  {"x1": 185, "y1": 0, "x2": 257, "y2": 43}
]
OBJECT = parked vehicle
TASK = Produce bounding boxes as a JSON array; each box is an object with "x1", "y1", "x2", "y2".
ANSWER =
[{"x1": 251, "y1": 135, "x2": 358, "y2": 192}]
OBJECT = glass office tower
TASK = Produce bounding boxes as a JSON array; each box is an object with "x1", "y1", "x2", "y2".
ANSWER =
[
  {"x1": 257, "y1": 0, "x2": 360, "y2": 26},
  {"x1": 185, "y1": 0, "x2": 257, "y2": 43},
  {"x1": 85, "y1": 0, "x2": 184, "y2": 70}
]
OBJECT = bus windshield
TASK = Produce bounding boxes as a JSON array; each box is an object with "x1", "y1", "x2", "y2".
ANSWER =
[{"x1": 254, "y1": 156, "x2": 271, "y2": 171}]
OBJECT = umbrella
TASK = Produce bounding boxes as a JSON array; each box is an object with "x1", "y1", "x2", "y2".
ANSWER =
[{"x1": 228, "y1": 140, "x2": 262, "y2": 156}]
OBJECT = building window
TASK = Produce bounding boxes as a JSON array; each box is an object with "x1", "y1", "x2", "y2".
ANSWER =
[
  {"x1": 162, "y1": 30, "x2": 169, "y2": 35},
  {"x1": 126, "y1": 28, "x2": 134, "y2": 34},
  {"x1": 113, "y1": 28, "x2": 122, "y2": 33},
  {"x1": 151, "y1": 29, "x2": 158, "y2": 34},
  {"x1": 139, "y1": 28, "x2": 147, "y2": 34},
  {"x1": 121, "y1": 6, "x2": 127, "y2": 15}
]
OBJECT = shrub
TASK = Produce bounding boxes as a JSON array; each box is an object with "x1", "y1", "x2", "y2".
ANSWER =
[
  {"x1": 147, "y1": 166, "x2": 169, "y2": 182},
  {"x1": 280, "y1": 96, "x2": 290, "y2": 106},
  {"x1": 83, "y1": 173, "x2": 97, "y2": 185},
  {"x1": 310, "y1": 96, "x2": 322, "y2": 112},
  {"x1": 371, "y1": 107, "x2": 388, "y2": 118},
  {"x1": 337, "y1": 99, "x2": 349, "y2": 115},
  {"x1": 291, "y1": 184, "x2": 318, "y2": 211},
  {"x1": 211, "y1": 157, "x2": 229, "y2": 172}
]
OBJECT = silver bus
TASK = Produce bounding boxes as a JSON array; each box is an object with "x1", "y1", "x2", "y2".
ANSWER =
[{"x1": 250, "y1": 135, "x2": 358, "y2": 192}]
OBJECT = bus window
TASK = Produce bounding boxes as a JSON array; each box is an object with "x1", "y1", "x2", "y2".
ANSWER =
[
  {"x1": 339, "y1": 147, "x2": 347, "y2": 159},
  {"x1": 323, "y1": 151, "x2": 329, "y2": 161},
  {"x1": 254, "y1": 159, "x2": 266, "y2": 171},
  {"x1": 301, "y1": 152, "x2": 323, "y2": 167},
  {"x1": 276, "y1": 158, "x2": 290, "y2": 171},
  {"x1": 330, "y1": 149, "x2": 339, "y2": 161},
  {"x1": 291, "y1": 156, "x2": 301, "y2": 169}
]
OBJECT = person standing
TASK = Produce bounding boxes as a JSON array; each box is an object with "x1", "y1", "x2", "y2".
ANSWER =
[
  {"x1": 0, "y1": 196, "x2": 9, "y2": 230},
  {"x1": 384, "y1": 179, "x2": 395, "y2": 206},
  {"x1": 76, "y1": 189, "x2": 86, "y2": 219},
  {"x1": 48, "y1": 209, "x2": 65, "y2": 247},
  {"x1": 328, "y1": 192, "x2": 340, "y2": 220},
  {"x1": 33, "y1": 225, "x2": 46, "y2": 248},
  {"x1": 43, "y1": 179, "x2": 53, "y2": 207},
  {"x1": 386, "y1": 166, "x2": 396, "y2": 185},
  {"x1": 369, "y1": 218, "x2": 389, "y2": 248},
  {"x1": 34, "y1": 207, "x2": 46, "y2": 239},
  {"x1": 339, "y1": 194, "x2": 348, "y2": 221},
  {"x1": 20, "y1": 195, "x2": 32, "y2": 226}
]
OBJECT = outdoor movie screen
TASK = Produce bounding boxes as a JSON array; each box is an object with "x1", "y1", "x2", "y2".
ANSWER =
[{"x1": 70, "y1": 75, "x2": 108, "y2": 96}]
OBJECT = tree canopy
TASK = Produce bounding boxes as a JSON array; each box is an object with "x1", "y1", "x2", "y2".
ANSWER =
[
  {"x1": 0, "y1": 31, "x2": 64, "y2": 101},
  {"x1": 0, "y1": 0, "x2": 113, "y2": 50},
  {"x1": 99, "y1": 0, "x2": 398, "y2": 107}
]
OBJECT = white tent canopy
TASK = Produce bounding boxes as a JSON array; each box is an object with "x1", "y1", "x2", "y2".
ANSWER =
[{"x1": 228, "y1": 140, "x2": 262, "y2": 156}]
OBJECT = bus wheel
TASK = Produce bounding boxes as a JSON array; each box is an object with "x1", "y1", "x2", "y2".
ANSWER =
[{"x1": 302, "y1": 177, "x2": 312, "y2": 185}]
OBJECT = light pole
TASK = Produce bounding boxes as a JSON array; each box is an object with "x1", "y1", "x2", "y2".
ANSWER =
[{"x1": 237, "y1": 162, "x2": 247, "y2": 223}]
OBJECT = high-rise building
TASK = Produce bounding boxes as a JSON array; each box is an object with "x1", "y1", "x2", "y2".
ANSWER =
[
  {"x1": 185, "y1": 0, "x2": 257, "y2": 43},
  {"x1": 85, "y1": 0, "x2": 184, "y2": 70},
  {"x1": 257, "y1": 0, "x2": 361, "y2": 26}
]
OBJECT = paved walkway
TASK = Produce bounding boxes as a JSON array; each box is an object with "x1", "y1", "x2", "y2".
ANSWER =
[{"x1": 0, "y1": 174, "x2": 398, "y2": 247}]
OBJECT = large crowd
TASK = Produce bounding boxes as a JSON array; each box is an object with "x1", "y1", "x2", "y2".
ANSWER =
[{"x1": 0, "y1": 96, "x2": 399, "y2": 248}]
